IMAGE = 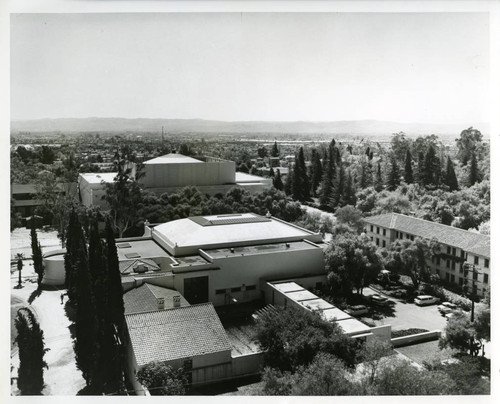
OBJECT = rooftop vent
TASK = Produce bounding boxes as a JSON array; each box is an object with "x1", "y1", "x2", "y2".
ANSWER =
[{"x1": 133, "y1": 263, "x2": 147, "y2": 273}]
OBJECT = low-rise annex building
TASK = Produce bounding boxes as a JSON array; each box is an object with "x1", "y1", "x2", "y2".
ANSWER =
[
  {"x1": 363, "y1": 213, "x2": 490, "y2": 297},
  {"x1": 78, "y1": 153, "x2": 272, "y2": 207}
]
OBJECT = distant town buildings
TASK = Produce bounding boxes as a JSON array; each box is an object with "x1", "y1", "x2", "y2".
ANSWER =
[{"x1": 363, "y1": 213, "x2": 490, "y2": 297}]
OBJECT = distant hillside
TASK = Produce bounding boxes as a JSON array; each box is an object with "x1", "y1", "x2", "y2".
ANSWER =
[{"x1": 10, "y1": 117, "x2": 486, "y2": 136}]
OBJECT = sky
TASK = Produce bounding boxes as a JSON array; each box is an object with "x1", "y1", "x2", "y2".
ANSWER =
[{"x1": 10, "y1": 12, "x2": 490, "y2": 124}]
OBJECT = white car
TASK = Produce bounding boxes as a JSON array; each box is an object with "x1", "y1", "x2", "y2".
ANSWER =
[
  {"x1": 370, "y1": 294, "x2": 390, "y2": 306},
  {"x1": 414, "y1": 295, "x2": 440, "y2": 306},
  {"x1": 345, "y1": 305, "x2": 369, "y2": 316},
  {"x1": 438, "y1": 302, "x2": 458, "y2": 315}
]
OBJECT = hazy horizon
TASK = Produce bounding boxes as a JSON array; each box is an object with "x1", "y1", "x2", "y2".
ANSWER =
[{"x1": 11, "y1": 13, "x2": 489, "y2": 124}]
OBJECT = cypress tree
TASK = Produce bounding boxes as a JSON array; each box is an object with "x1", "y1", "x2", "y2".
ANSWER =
[
  {"x1": 331, "y1": 160, "x2": 345, "y2": 209},
  {"x1": 64, "y1": 209, "x2": 78, "y2": 303},
  {"x1": 268, "y1": 167, "x2": 275, "y2": 178},
  {"x1": 468, "y1": 151, "x2": 480, "y2": 186},
  {"x1": 284, "y1": 169, "x2": 292, "y2": 195},
  {"x1": 343, "y1": 171, "x2": 356, "y2": 206},
  {"x1": 273, "y1": 169, "x2": 284, "y2": 191},
  {"x1": 404, "y1": 149, "x2": 413, "y2": 184},
  {"x1": 387, "y1": 158, "x2": 400, "y2": 191},
  {"x1": 30, "y1": 223, "x2": 44, "y2": 287},
  {"x1": 422, "y1": 145, "x2": 441, "y2": 187},
  {"x1": 291, "y1": 147, "x2": 310, "y2": 202},
  {"x1": 310, "y1": 149, "x2": 323, "y2": 196},
  {"x1": 417, "y1": 151, "x2": 425, "y2": 185},
  {"x1": 15, "y1": 308, "x2": 49, "y2": 395},
  {"x1": 319, "y1": 140, "x2": 337, "y2": 208},
  {"x1": 271, "y1": 141, "x2": 279, "y2": 157},
  {"x1": 444, "y1": 156, "x2": 459, "y2": 191},
  {"x1": 374, "y1": 162, "x2": 383, "y2": 192}
]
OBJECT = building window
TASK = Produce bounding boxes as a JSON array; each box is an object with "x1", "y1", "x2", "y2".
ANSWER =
[
  {"x1": 370, "y1": 236, "x2": 373, "y2": 241},
  {"x1": 459, "y1": 277, "x2": 463, "y2": 286},
  {"x1": 436, "y1": 257, "x2": 441, "y2": 266},
  {"x1": 382, "y1": 240, "x2": 386, "y2": 248},
  {"x1": 376, "y1": 227, "x2": 380, "y2": 234},
  {"x1": 451, "y1": 274, "x2": 455, "y2": 283},
  {"x1": 376, "y1": 238, "x2": 380, "y2": 246},
  {"x1": 473, "y1": 272, "x2": 478, "y2": 281},
  {"x1": 451, "y1": 261, "x2": 456, "y2": 270},
  {"x1": 370, "y1": 225, "x2": 373, "y2": 232},
  {"x1": 485, "y1": 259, "x2": 489, "y2": 268},
  {"x1": 484, "y1": 274, "x2": 488, "y2": 284},
  {"x1": 452, "y1": 248, "x2": 456, "y2": 256},
  {"x1": 474, "y1": 256, "x2": 479, "y2": 265},
  {"x1": 410, "y1": 235, "x2": 414, "y2": 241},
  {"x1": 383, "y1": 229, "x2": 386, "y2": 236},
  {"x1": 246, "y1": 285, "x2": 257, "y2": 291},
  {"x1": 446, "y1": 260, "x2": 450, "y2": 268},
  {"x1": 215, "y1": 289, "x2": 226, "y2": 295},
  {"x1": 231, "y1": 287, "x2": 241, "y2": 293},
  {"x1": 445, "y1": 273, "x2": 450, "y2": 282},
  {"x1": 447, "y1": 246, "x2": 451, "y2": 255},
  {"x1": 395, "y1": 231, "x2": 399, "y2": 238},
  {"x1": 461, "y1": 250, "x2": 465, "y2": 259},
  {"x1": 406, "y1": 234, "x2": 410, "y2": 239}
]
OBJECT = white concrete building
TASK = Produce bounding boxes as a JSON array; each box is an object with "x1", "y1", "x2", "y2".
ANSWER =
[{"x1": 78, "y1": 153, "x2": 272, "y2": 207}]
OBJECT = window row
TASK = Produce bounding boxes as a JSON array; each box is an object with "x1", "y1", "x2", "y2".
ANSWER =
[{"x1": 215, "y1": 285, "x2": 257, "y2": 295}]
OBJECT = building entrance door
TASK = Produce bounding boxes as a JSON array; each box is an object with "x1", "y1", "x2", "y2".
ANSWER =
[{"x1": 184, "y1": 276, "x2": 209, "y2": 304}]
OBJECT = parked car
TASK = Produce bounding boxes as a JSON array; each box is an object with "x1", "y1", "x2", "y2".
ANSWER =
[
  {"x1": 414, "y1": 295, "x2": 440, "y2": 306},
  {"x1": 438, "y1": 302, "x2": 458, "y2": 315},
  {"x1": 370, "y1": 294, "x2": 390, "y2": 306},
  {"x1": 345, "y1": 305, "x2": 369, "y2": 316}
]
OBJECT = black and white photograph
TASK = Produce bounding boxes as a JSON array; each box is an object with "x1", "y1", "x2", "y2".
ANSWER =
[{"x1": 2, "y1": 0, "x2": 498, "y2": 399}]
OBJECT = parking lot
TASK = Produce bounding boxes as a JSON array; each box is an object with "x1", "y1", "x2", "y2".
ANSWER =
[{"x1": 362, "y1": 287, "x2": 448, "y2": 332}]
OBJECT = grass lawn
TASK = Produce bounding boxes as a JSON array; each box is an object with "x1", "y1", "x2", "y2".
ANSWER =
[{"x1": 395, "y1": 340, "x2": 457, "y2": 366}]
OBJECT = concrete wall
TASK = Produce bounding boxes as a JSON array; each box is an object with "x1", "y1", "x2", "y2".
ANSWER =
[
  {"x1": 42, "y1": 250, "x2": 66, "y2": 286},
  {"x1": 391, "y1": 330, "x2": 441, "y2": 347},
  {"x1": 369, "y1": 324, "x2": 392, "y2": 343},
  {"x1": 141, "y1": 161, "x2": 235, "y2": 189},
  {"x1": 232, "y1": 352, "x2": 264, "y2": 377}
]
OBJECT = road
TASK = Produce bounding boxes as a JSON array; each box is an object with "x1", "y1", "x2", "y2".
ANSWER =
[{"x1": 362, "y1": 287, "x2": 448, "y2": 332}]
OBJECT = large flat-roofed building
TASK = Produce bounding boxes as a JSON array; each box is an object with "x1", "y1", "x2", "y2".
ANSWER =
[
  {"x1": 363, "y1": 213, "x2": 490, "y2": 297},
  {"x1": 78, "y1": 153, "x2": 272, "y2": 207}
]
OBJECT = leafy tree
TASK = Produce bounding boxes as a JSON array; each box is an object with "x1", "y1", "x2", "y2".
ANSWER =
[
  {"x1": 456, "y1": 127, "x2": 485, "y2": 166},
  {"x1": 39, "y1": 145, "x2": 56, "y2": 165},
  {"x1": 253, "y1": 306, "x2": 358, "y2": 371},
  {"x1": 390, "y1": 132, "x2": 412, "y2": 164},
  {"x1": 261, "y1": 354, "x2": 357, "y2": 396},
  {"x1": 335, "y1": 205, "x2": 364, "y2": 233},
  {"x1": 372, "y1": 359, "x2": 454, "y2": 395},
  {"x1": 30, "y1": 223, "x2": 44, "y2": 287},
  {"x1": 325, "y1": 232, "x2": 382, "y2": 296},
  {"x1": 15, "y1": 308, "x2": 49, "y2": 395},
  {"x1": 137, "y1": 361, "x2": 188, "y2": 395},
  {"x1": 404, "y1": 149, "x2": 413, "y2": 184},
  {"x1": 357, "y1": 339, "x2": 393, "y2": 385},
  {"x1": 385, "y1": 237, "x2": 440, "y2": 289},
  {"x1": 257, "y1": 146, "x2": 268, "y2": 158},
  {"x1": 422, "y1": 145, "x2": 441, "y2": 187},
  {"x1": 343, "y1": 171, "x2": 356, "y2": 206},
  {"x1": 440, "y1": 303, "x2": 490, "y2": 357},
  {"x1": 444, "y1": 156, "x2": 459, "y2": 191}
]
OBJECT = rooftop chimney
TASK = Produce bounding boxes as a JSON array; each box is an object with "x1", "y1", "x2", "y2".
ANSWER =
[
  {"x1": 157, "y1": 297, "x2": 165, "y2": 310},
  {"x1": 173, "y1": 295, "x2": 181, "y2": 308}
]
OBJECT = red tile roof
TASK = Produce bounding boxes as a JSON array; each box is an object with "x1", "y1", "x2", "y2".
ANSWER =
[
  {"x1": 123, "y1": 283, "x2": 190, "y2": 315},
  {"x1": 363, "y1": 213, "x2": 489, "y2": 257},
  {"x1": 125, "y1": 303, "x2": 231, "y2": 367}
]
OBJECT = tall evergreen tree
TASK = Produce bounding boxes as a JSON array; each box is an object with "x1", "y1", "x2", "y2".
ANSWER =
[
  {"x1": 404, "y1": 150, "x2": 413, "y2": 184},
  {"x1": 468, "y1": 151, "x2": 480, "y2": 186},
  {"x1": 422, "y1": 145, "x2": 441, "y2": 187},
  {"x1": 15, "y1": 308, "x2": 49, "y2": 395},
  {"x1": 417, "y1": 151, "x2": 425, "y2": 185},
  {"x1": 444, "y1": 156, "x2": 459, "y2": 191},
  {"x1": 319, "y1": 140, "x2": 337, "y2": 208},
  {"x1": 343, "y1": 171, "x2": 357, "y2": 206},
  {"x1": 64, "y1": 209, "x2": 78, "y2": 303},
  {"x1": 284, "y1": 170, "x2": 292, "y2": 195},
  {"x1": 271, "y1": 141, "x2": 280, "y2": 157},
  {"x1": 386, "y1": 158, "x2": 400, "y2": 191},
  {"x1": 291, "y1": 147, "x2": 310, "y2": 202},
  {"x1": 310, "y1": 149, "x2": 323, "y2": 196},
  {"x1": 273, "y1": 169, "x2": 284, "y2": 191},
  {"x1": 30, "y1": 223, "x2": 44, "y2": 287},
  {"x1": 374, "y1": 162, "x2": 383, "y2": 192}
]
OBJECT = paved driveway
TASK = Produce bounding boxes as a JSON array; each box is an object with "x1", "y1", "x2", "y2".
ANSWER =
[{"x1": 362, "y1": 287, "x2": 448, "y2": 332}]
